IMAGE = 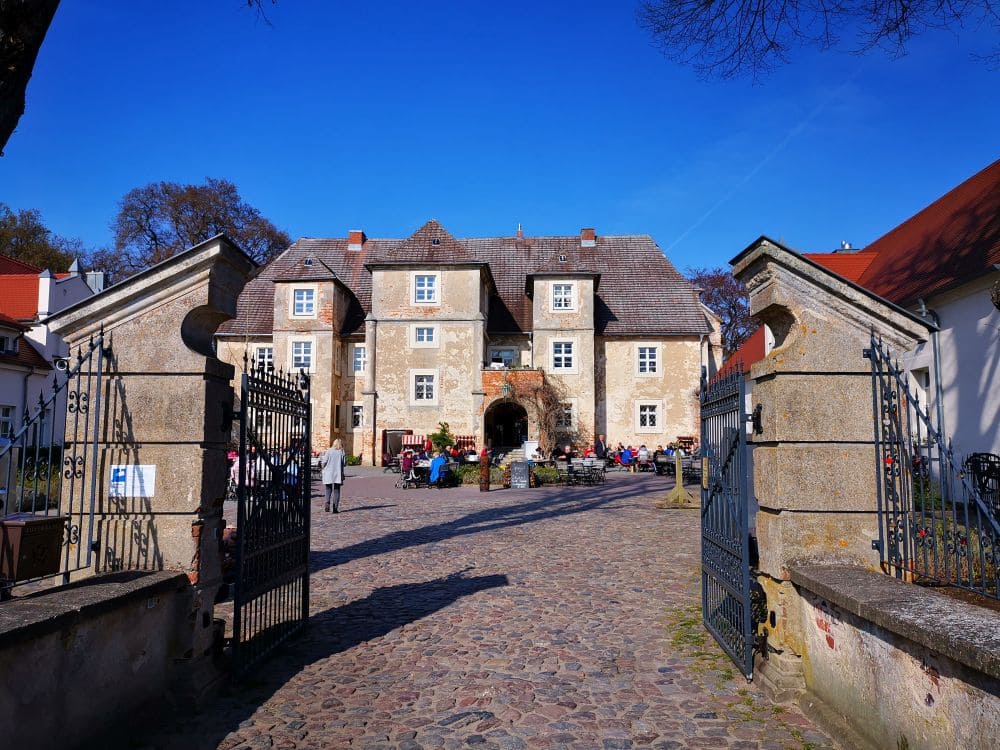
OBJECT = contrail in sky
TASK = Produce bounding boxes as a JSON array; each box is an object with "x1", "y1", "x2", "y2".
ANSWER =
[{"x1": 665, "y1": 66, "x2": 866, "y2": 254}]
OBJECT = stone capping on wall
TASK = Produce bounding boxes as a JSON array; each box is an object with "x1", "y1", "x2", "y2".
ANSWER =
[
  {"x1": 788, "y1": 564, "x2": 1000, "y2": 681},
  {"x1": 0, "y1": 571, "x2": 190, "y2": 649}
]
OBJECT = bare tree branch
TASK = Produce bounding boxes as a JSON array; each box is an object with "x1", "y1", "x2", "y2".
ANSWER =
[{"x1": 638, "y1": 0, "x2": 1000, "y2": 77}]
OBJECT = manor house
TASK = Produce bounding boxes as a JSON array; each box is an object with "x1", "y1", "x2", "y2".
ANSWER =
[{"x1": 216, "y1": 220, "x2": 719, "y2": 464}]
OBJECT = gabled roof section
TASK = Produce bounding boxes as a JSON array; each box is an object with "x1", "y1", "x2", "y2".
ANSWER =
[
  {"x1": 370, "y1": 219, "x2": 480, "y2": 266},
  {"x1": 802, "y1": 250, "x2": 879, "y2": 284},
  {"x1": 220, "y1": 225, "x2": 711, "y2": 338},
  {"x1": 856, "y1": 158, "x2": 1000, "y2": 306},
  {"x1": 274, "y1": 257, "x2": 339, "y2": 282},
  {"x1": 0, "y1": 254, "x2": 42, "y2": 274}
]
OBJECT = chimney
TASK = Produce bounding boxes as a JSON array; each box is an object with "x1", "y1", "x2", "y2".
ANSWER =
[
  {"x1": 37, "y1": 269, "x2": 53, "y2": 318},
  {"x1": 581, "y1": 227, "x2": 596, "y2": 248},
  {"x1": 516, "y1": 223, "x2": 524, "y2": 239},
  {"x1": 348, "y1": 229, "x2": 366, "y2": 252}
]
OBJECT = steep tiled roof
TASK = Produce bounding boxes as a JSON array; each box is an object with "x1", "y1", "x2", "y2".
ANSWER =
[
  {"x1": 0, "y1": 274, "x2": 40, "y2": 321},
  {"x1": 715, "y1": 327, "x2": 766, "y2": 379},
  {"x1": 371, "y1": 219, "x2": 480, "y2": 265},
  {"x1": 0, "y1": 254, "x2": 42, "y2": 274},
  {"x1": 219, "y1": 224, "x2": 709, "y2": 338},
  {"x1": 802, "y1": 250, "x2": 879, "y2": 284},
  {"x1": 856, "y1": 158, "x2": 1000, "y2": 306}
]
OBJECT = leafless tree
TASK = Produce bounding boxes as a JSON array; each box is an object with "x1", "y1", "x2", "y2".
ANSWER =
[
  {"x1": 638, "y1": 0, "x2": 1000, "y2": 78},
  {"x1": 90, "y1": 178, "x2": 290, "y2": 283},
  {"x1": 687, "y1": 266, "x2": 758, "y2": 355},
  {"x1": 0, "y1": 201, "x2": 85, "y2": 270}
]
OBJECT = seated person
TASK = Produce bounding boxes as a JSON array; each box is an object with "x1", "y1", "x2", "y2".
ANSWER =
[
  {"x1": 620, "y1": 446, "x2": 634, "y2": 470},
  {"x1": 429, "y1": 451, "x2": 448, "y2": 485}
]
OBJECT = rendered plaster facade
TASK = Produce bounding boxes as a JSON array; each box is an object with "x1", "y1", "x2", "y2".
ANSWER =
[{"x1": 216, "y1": 224, "x2": 716, "y2": 464}]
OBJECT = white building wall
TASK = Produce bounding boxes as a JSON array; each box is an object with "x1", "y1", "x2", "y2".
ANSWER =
[{"x1": 903, "y1": 273, "x2": 1000, "y2": 460}]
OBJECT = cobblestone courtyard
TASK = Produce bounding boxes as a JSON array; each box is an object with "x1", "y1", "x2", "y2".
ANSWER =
[{"x1": 139, "y1": 471, "x2": 836, "y2": 750}]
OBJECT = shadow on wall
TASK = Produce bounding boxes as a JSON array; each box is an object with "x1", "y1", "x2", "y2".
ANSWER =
[{"x1": 97, "y1": 343, "x2": 163, "y2": 574}]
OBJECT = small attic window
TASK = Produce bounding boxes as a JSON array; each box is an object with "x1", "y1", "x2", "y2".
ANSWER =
[
  {"x1": 303, "y1": 258, "x2": 313, "y2": 266},
  {"x1": 559, "y1": 254, "x2": 567, "y2": 262},
  {"x1": 431, "y1": 238, "x2": 441, "y2": 246}
]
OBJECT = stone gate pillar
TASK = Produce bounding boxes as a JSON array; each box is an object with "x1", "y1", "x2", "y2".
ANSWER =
[
  {"x1": 731, "y1": 237, "x2": 930, "y2": 697},
  {"x1": 46, "y1": 236, "x2": 256, "y2": 697}
]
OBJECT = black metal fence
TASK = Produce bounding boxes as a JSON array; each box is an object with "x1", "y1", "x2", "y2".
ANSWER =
[
  {"x1": 867, "y1": 334, "x2": 999, "y2": 600},
  {"x1": 232, "y1": 357, "x2": 311, "y2": 675},
  {"x1": 0, "y1": 335, "x2": 107, "y2": 594},
  {"x1": 700, "y1": 367, "x2": 754, "y2": 681}
]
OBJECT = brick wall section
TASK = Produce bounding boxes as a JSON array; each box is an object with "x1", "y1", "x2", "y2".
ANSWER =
[{"x1": 480, "y1": 369, "x2": 544, "y2": 414}]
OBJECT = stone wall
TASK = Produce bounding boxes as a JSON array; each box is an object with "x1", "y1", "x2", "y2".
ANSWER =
[
  {"x1": 790, "y1": 565, "x2": 999, "y2": 750},
  {"x1": 0, "y1": 572, "x2": 193, "y2": 750}
]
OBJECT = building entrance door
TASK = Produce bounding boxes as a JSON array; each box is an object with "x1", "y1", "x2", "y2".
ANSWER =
[{"x1": 484, "y1": 401, "x2": 528, "y2": 449}]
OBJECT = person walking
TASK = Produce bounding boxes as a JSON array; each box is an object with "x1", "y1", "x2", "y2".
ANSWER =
[
  {"x1": 320, "y1": 438, "x2": 347, "y2": 512},
  {"x1": 594, "y1": 434, "x2": 608, "y2": 461}
]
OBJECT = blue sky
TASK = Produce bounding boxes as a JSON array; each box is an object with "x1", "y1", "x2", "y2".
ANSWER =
[{"x1": 1, "y1": 0, "x2": 997, "y2": 272}]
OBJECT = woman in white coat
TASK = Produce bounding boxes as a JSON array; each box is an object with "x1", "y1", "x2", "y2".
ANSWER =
[{"x1": 320, "y1": 438, "x2": 347, "y2": 512}]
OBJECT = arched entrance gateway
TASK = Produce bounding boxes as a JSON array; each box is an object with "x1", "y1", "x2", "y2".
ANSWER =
[{"x1": 484, "y1": 400, "x2": 528, "y2": 449}]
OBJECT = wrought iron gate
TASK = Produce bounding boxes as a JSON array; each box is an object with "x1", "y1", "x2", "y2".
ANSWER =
[
  {"x1": 867, "y1": 334, "x2": 999, "y2": 600},
  {"x1": 699, "y1": 368, "x2": 754, "y2": 680},
  {"x1": 233, "y1": 359, "x2": 311, "y2": 675},
  {"x1": 1, "y1": 334, "x2": 107, "y2": 594}
]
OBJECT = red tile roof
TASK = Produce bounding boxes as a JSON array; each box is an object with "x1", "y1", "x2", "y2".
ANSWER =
[
  {"x1": 0, "y1": 254, "x2": 42, "y2": 274},
  {"x1": 856, "y1": 158, "x2": 1000, "y2": 306},
  {"x1": 802, "y1": 250, "x2": 879, "y2": 284},
  {"x1": 219, "y1": 223, "x2": 710, "y2": 338},
  {"x1": 715, "y1": 327, "x2": 766, "y2": 379},
  {"x1": 0, "y1": 274, "x2": 40, "y2": 321}
]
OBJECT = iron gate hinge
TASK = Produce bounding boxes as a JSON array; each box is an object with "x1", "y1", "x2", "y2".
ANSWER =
[
  {"x1": 862, "y1": 348, "x2": 872, "y2": 359},
  {"x1": 871, "y1": 539, "x2": 881, "y2": 552},
  {"x1": 748, "y1": 404, "x2": 763, "y2": 435}
]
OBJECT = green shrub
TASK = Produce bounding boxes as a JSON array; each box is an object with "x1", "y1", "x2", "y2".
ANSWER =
[
  {"x1": 456, "y1": 464, "x2": 480, "y2": 485},
  {"x1": 533, "y1": 466, "x2": 561, "y2": 485},
  {"x1": 346, "y1": 454, "x2": 362, "y2": 466}
]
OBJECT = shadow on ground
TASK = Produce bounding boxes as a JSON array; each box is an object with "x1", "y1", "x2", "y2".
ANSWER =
[
  {"x1": 312, "y1": 477, "x2": 668, "y2": 572},
  {"x1": 108, "y1": 570, "x2": 508, "y2": 750}
]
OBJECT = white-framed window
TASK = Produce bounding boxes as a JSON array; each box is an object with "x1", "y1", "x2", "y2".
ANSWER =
[
  {"x1": 353, "y1": 344, "x2": 367, "y2": 374},
  {"x1": 290, "y1": 339, "x2": 314, "y2": 371},
  {"x1": 635, "y1": 400, "x2": 662, "y2": 433},
  {"x1": 291, "y1": 287, "x2": 317, "y2": 317},
  {"x1": 254, "y1": 345, "x2": 274, "y2": 372},
  {"x1": 352, "y1": 405, "x2": 363, "y2": 428},
  {"x1": 410, "y1": 324, "x2": 439, "y2": 348},
  {"x1": 0, "y1": 405, "x2": 13, "y2": 437},
  {"x1": 412, "y1": 273, "x2": 439, "y2": 305},
  {"x1": 0, "y1": 335, "x2": 15, "y2": 354},
  {"x1": 410, "y1": 369, "x2": 438, "y2": 405},
  {"x1": 489, "y1": 348, "x2": 516, "y2": 368},
  {"x1": 551, "y1": 282, "x2": 575, "y2": 311},
  {"x1": 555, "y1": 402, "x2": 574, "y2": 429},
  {"x1": 551, "y1": 340, "x2": 575, "y2": 371},
  {"x1": 637, "y1": 345, "x2": 658, "y2": 375}
]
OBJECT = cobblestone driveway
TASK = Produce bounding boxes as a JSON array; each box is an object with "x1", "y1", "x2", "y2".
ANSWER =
[{"x1": 140, "y1": 471, "x2": 836, "y2": 750}]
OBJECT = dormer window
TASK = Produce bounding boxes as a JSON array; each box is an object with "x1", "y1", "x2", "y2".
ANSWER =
[
  {"x1": 559, "y1": 254, "x2": 567, "y2": 262},
  {"x1": 431, "y1": 238, "x2": 441, "y2": 246},
  {"x1": 0, "y1": 335, "x2": 16, "y2": 354}
]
